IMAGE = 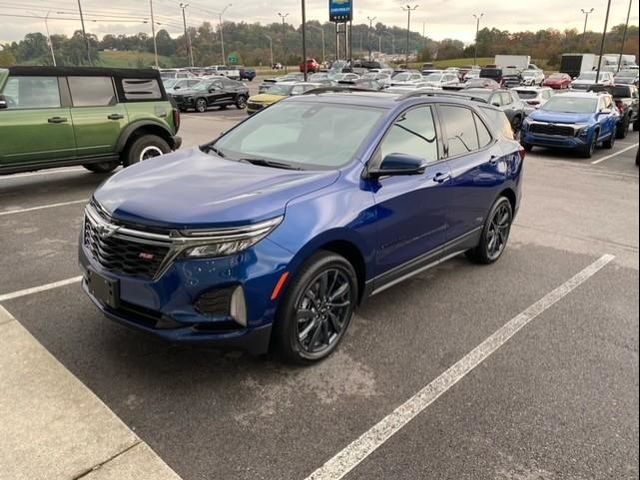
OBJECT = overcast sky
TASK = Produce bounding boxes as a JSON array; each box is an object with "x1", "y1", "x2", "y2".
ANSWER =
[{"x1": 1, "y1": 0, "x2": 638, "y2": 44}]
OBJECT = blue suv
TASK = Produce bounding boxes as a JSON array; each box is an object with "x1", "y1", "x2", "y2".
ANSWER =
[
  {"x1": 520, "y1": 91, "x2": 619, "y2": 158},
  {"x1": 79, "y1": 90, "x2": 524, "y2": 364}
]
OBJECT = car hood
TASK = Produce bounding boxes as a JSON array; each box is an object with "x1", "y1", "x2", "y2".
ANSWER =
[
  {"x1": 529, "y1": 110, "x2": 594, "y2": 124},
  {"x1": 249, "y1": 93, "x2": 286, "y2": 103},
  {"x1": 93, "y1": 148, "x2": 340, "y2": 230}
]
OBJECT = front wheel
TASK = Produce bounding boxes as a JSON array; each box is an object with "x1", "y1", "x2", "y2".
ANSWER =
[
  {"x1": 235, "y1": 95, "x2": 247, "y2": 109},
  {"x1": 123, "y1": 134, "x2": 170, "y2": 167},
  {"x1": 273, "y1": 251, "x2": 358, "y2": 364},
  {"x1": 616, "y1": 115, "x2": 629, "y2": 139},
  {"x1": 603, "y1": 130, "x2": 615, "y2": 149},
  {"x1": 194, "y1": 98, "x2": 208, "y2": 113},
  {"x1": 581, "y1": 134, "x2": 597, "y2": 158},
  {"x1": 466, "y1": 197, "x2": 513, "y2": 264}
]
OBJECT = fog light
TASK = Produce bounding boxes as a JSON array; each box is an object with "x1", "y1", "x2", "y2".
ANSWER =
[{"x1": 230, "y1": 286, "x2": 247, "y2": 327}]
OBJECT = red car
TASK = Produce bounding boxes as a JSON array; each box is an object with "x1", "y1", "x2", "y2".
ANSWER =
[
  {"x1": 543, "y1": 73, "x2": 572, "y2": 89},
  {"x1": 299, "y1": 58, "x2": 320, "y2": 73}
]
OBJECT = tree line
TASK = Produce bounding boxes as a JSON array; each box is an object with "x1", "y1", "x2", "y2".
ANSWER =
[{"x1": 0, "y1": 20, "x2": 638, "y2": 68}]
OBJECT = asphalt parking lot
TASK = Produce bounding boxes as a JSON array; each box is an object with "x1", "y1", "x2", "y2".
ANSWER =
[{"x1": 0, "y1": 107, "x2": 638, "y2": 479}]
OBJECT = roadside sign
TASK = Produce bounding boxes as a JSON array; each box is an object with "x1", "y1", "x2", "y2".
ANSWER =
[
  {"x1": 228, "y1": 53, "x2": 238, "y2": 65},
  {"x1": 329, "y1": 0, "x2": 353, "y2": 22}
]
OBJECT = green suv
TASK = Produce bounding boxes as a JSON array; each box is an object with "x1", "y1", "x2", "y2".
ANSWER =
[{"x1": 0, "y1": 66, "x2": 181, "y2": 175}]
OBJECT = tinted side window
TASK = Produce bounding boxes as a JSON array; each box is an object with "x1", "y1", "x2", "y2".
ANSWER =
[
  {"x1": 379, "y1": 106, "x2": 438, "y2": 163},
  {"x1": 122, "y1": 78, "x2": 162, "y2": 101},
  {"x1": 479, "y1": 106, "x2": 514, "y2": 140},
  {"x1": 68, "y1": 77, "x2": 116, "y2": 107},
  {"x1": 500, "y1": 92, "x2": 513, "y2": 105},
  {"x1": 475, "y1": 114, "x2": 492, "y2": 147},
  {"x1": 439, "y1": 105, "x2": 480, "y2": 157},
  {"x1": 2, "y1": 76, "x2": 60, "y2": 109}
]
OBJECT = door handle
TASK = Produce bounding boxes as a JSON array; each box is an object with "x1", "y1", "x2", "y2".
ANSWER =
[
  {"x1": 107, "y1": 114, "x2": 124, "y2": 120},
  {"x1": 433, "y1": 172, "x2": 451, "y2": 184},
  {"x1": 47, "y1": 117, "x2": 67, "y2": 124}
]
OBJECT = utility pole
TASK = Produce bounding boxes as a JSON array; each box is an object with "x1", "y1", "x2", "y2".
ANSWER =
[
  {"x1": 179, "y1": 3, "x2": 194, "y2": 67},
  {"x1": 278, "y1": 12, "x2": 289, "y2": 71},
  {"x1": 308, "y1": 25, "x2": 325, "y2": 64},
  {"x1": 77, "y1": 0, "x2": 91, "y2": 64},
  {"x1": 44, "y1": 10, "x2": 56, "y2": 66},
  {"x1": 219, "y1": 3, "x2": 232, "y2": 65},
  {"x1": 149, "y1": 0, "x2": 158, "y2": 68},
  {"x1": 301, "y1": 0, "x2": 307, "y2": 81},
  {"x1": 595, "y1": 0, "x2": 611, "y2": 84},
  {"x1": 264, "y1": 34, "x2": 274, "y2": 68},
  {"x1": 473, "y1": 13, "x2": 484, "y2": 67},
  {"x1": 581, "y1": 8, "x2": 594, "y2": 47},
  {"x1": 617, "y1": 0, "x2": 632, "y2": 72},
  {"x1": 367, "y1": 16, "x2": 376, "y2": 61},
  {"x1": 401, "y1": 5, "x2": 418, "y2": 65}
]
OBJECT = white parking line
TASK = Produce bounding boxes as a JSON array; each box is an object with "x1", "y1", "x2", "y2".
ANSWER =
[
  {"x1": 591, "y1": 143, "x2": 639, "y2": 165},
  {"x1": 0, "y1": 276, "x2": 83, "y2": 303},
  {"x1": 0, "y1": 198, "x2": 88, "y2": 216},
  {"x1": 0, "y1": 167, "x2": 85, "y2": 180},
  {"x1": 304, "y1": 254, "x2": 615, "y2": 480}
]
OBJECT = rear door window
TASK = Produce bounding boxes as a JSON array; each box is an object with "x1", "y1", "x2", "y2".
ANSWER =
[
  {"x1": 438, "y1": 105, "x2": 480, "y2": 157},
  {"x1": 68, "y1": 76, "x2": 116, "y2": 107},
  {"x1": 2, "y1": 76, "x2": 60, "y2": 109}
]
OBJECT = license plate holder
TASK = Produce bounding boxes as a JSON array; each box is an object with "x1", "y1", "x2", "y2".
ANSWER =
[{"x1": 86, "y1": 269, "x2": 119, "y2": 309}]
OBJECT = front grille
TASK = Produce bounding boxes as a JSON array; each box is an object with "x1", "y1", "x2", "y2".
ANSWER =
[
  {"x1": 529, "y1": 123, "x2": 576, "y2": 137},
  {"x1": 247, "y1": 102, "x2": 264, "y2": 111},
  {"x1": 83, "y1": 209, "x2": 172, "y2": 279}
]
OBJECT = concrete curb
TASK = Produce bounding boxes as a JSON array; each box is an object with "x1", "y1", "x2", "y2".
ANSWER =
[{"x1": 0, "y1": 305, "x2": 181, "y2": 480}]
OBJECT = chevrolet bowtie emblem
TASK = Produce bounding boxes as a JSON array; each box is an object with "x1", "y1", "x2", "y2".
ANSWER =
[{"x1": 97, "y1": 224, "x2": 121, "y2": 239}]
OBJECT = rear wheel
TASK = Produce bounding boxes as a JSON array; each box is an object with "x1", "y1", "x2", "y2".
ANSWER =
[
  {"x1": 603, "y1": 130, "x2": 615, "y2": 149},
  {"x1": 616, "y1": 115, "x2": 630, "y2": 139},
  {"x1": 123, "y1": 134, "x2": 170, "y2": 167},
  {"x1": 235, "y1": 95, "x2": 247, "y2": 109},
  {"x1": 83, "y1": 162, "x2": 118, "y2": 174},
  {"x1": 633, "y1": 117, "x2": 640, "y2": 132},
  {"x1": 466, "y1": 197, "x2": 513, "y2": 264},
  {"x1": 194, "y1": 98, "x2": 208, "y2": 113},
  {"x1": 273, "y1": 251, "x2": 358, "y2": 364}
]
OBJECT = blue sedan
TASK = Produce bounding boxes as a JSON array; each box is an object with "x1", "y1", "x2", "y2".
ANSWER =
[
  {"x1": 520, "y1": 91, "x2": 619, "y2": 158},
  {"x1": 79, "y1": 90, "x2": 524, "y2": 364}
]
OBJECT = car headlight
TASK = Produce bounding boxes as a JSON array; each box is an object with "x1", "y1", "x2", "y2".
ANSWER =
[
  {"x1": 178, "y1": 216, "x2": 283, "y2": 258},
  {"x1": 573, "y1": 124, "x2": 590, "y2": 136}
]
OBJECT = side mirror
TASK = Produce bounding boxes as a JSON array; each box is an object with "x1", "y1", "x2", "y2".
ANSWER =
[
  {"x1": 599, "y1": 109, "x2": 612, "y2": 115},
  {"x1": 174, "y1": 86, "x2": 181, "y2": 90},
  {"x1": 366, "y1": 153, "x2": 427, "y2": 179},
  {"x1": 492, "y1": 101, "x2": 501, "y2": 107},
  {"x1": 0, "y1": 95, "x2": 7, "y2": 110}
]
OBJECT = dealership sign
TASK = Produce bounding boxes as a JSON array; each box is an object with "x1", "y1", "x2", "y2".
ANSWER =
[{"x1": 329, "y1": 0, "x2": 353, "y2": 22}]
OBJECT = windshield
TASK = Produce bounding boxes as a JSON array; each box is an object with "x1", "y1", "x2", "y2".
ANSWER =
[
  {"x1": 522, "y1": 71, "x2": 537, "y2": 78},
  {"x1": 542, "y1": 96, "x2": 597, "y2": 113},
  {"x1": 264, "y1": 84, "x2": 294, "y2": 95},
  {"x1": 424, "y1": 73, "x2": 444, "y2": 81},
  {"x1": 514, "y1": 90, "x2": 538, "y2": 99},
  {"x1": 393, "y1": 73, "x2": 412, "y2": 81},
  {"x1": 467, "y1": 90, "x2": 492, "y2": 100},
  {"x1": 211, "y1": 102, "x2": 384, "y2": 170},
  {"x1": 549, "y1": 74, "x2": 565, "y2": 80},
  {"x1": 163, "y1": 79, "x2": 178, "y2": 88},
  {"x1": 577, "y1": 72, "x2": 608, "y2": 81}
]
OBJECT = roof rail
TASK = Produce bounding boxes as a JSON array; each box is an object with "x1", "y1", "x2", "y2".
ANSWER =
[
  {"x1": 302, "y1": 86, "x2": 381, "y2": 95},
  {"x1": 396, "y1": 88, "x2": 489, "y2": 103}
]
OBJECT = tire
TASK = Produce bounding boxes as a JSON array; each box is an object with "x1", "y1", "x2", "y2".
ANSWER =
[
  {"x1": 83, "y1": 162, "x2": 118, "y2": 174},
  {"x1": 511, "y1": 115, "x2": 522, "y2": 133},
  {"x1": 194, "y1": 98, "x2": 208, "y2": 113},
  {"x1": 273, "y1": 251, "x2": 358, "y2": 365},
  {"x1": 123, "y1": 134, "x2": 171, "y2": 167},
  {"x1": 633, "y1": 117, "x2": 639, "y2": 132},
  {"x1": 603, "y1": 130, "x2": 615, "y2": 149},
  {"x1": 235, "y1": 95, "x2": 247, "y2": 109},
  {"x1": 522, "y1": 142, "x2": 533, "y2": 152},
  {"x1": 581, "y1": 133, "x2": 597, "y2": 158},
  {"x1": 466, "y1": 196, "x2": 513, "y2": 265},
  {"x1": 616, "y1": 115, "x2": 629, "y2": 139}
]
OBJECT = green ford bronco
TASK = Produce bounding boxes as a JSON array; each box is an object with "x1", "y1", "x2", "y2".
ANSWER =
[{"x1": 0, "y1": 66, "x2": 181, "y2": 175}]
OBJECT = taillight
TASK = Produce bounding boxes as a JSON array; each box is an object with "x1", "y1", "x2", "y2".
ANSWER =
[{"x1": 172, "y1": 108, "x2": 181, "y2": 133}]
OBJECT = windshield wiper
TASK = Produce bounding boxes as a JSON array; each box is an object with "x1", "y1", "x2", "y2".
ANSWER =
[
  {"x1": 238, "y1": 158, "x2": 302, "y2": 170},
  {"x1": 203, "y1": 144, "x2": 225, "y2": 157}
]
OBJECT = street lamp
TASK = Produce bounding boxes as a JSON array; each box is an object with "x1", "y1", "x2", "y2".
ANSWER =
[
  {"x1": 401, "y1": 5, "x2": 418, "y2": 65},
  {"x1": 179, "y1": 3, "x2": 194, "y2": 67},
  {"x1": 308, "y1": 25, "x2": 325, "y2": 64},
  {"x1": 76, "y1": 0, "x2": 91, "y2": 64},
  {"x1": 149, "y1": 0, "x2": 158, "y2": 68},
  {"x1": 617, "y1": 0, "x2": 632, "y2": 72},
  {"x1": 219, "y1": 3, "x2": 232, "y2": 65},
  {"x1": 264, "y1": 34, "x2": 274, "y2": 68},
  {"x1": 473, "y1": 13, "x2": 484, "y2": 67},
  {"x1": 580, "y1": 8, "x2": 594, "y2": 46},
  {"x1": 367, "y1": 16, "x2": 376, "y2": 61},
  {"x1": 277, "y1": 12, "x2": 289, "y2": 72},
  {"x1": 595, "y1": 0, "x2": 611, "y2": 83},
  {"x1": 301, "y1": 0, "x2": 307, "y2": 81}
]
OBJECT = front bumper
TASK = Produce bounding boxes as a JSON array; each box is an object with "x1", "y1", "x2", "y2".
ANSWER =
[
  {"x1": 521, "y1": 129, "x2": 590, "y2": 149},
  {"x1": 79, "y1": 235, "x2": 293, "y2": 354}
]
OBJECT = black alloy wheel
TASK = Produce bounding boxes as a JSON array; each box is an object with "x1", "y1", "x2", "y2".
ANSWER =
[
  {"x1": 467, "y1": 196, "x2": 513, "y2": 264},
  {"x1": 195, "y1": 98, "x2": 207, "y2": 113}
]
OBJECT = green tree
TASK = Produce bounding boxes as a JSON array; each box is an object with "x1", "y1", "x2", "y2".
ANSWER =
[{"x1": 0, "y1": 47, "x2": 16, "y2": 67}]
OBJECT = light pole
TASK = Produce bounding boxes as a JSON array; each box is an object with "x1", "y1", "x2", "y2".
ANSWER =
[
  {"x1": 401, "y1": 5, "x2": 418, "y2": 65},
  {"x1": 149, "y1": 0, "x2": 158, "y2": 68},
  {"x1": 43, "y1": 10, "x2": 56, "y2": 66},
  {"x1": 473, "y1": 13, "x2": 484, "y2": 67},
  {"x1": 595, "y1": 0, "x2": 611, "y2": 84},
  {"x1": 277, "y1": 12, "x2": 289, "y2": 71},
  {"x1": 179, "y1": 3, "x2": 194, "y2": 67},
  {"x1": 219, "y1": 3, "x2": 231, "y2": 65},
  {"x1": 264, "y1": 34, "x2": 274, "y2": 68},
  {"x1": 308, "y1": 25, "x2": 325, "y2": 64},
  {"x1": 617, "y1": 0, "x2": 632, "y2": 72},
  {"x1": 301, "y1": 0, "x2": 307, "y2": 81},
  {"x1": 367, "y1": 16, "x2": 376, "y2": 61},
  {"x1": 581, "y1": 8, "x2": 594, "y2": 47},
  {"x1": 77, "y1": 0, "x2": 91, "y2": 64}
]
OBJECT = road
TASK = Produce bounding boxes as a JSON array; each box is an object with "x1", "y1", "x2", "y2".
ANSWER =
[{"x1": 0, "y1": 106, "x2": 637, "y2": 480}]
